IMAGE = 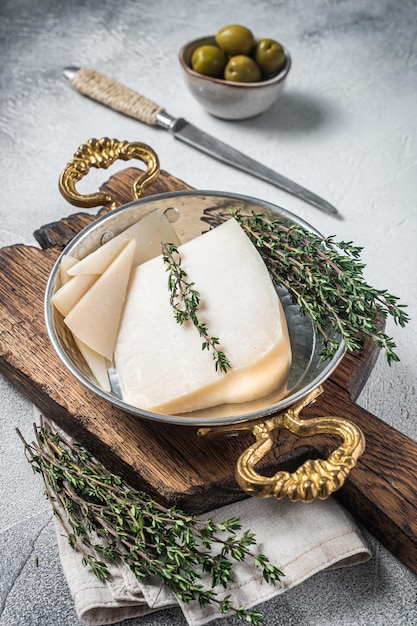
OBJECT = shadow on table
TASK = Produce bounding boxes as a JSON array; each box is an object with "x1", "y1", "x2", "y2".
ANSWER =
[{"x1": 238, "y1": 90, "x2": 340, "y2": 135}]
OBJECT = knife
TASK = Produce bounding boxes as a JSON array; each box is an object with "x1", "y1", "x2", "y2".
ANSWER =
[{"x1": 63, "y1": 67, "x2": 338, "y2": 216}]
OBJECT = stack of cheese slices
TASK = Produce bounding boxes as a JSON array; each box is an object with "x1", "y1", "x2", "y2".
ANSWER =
[{"x1": 51, "y1": 209, "x2": 292, "y2": 415}]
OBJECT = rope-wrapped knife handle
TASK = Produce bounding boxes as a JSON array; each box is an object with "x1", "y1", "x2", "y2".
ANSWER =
[{"x1": 65, "y1": 67, "x2": 165, "y2": 126}]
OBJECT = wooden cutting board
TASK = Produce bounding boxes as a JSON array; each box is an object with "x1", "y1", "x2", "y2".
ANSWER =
[{"x1": 2, "y1": 166, "x2": 417, "y2": 575}]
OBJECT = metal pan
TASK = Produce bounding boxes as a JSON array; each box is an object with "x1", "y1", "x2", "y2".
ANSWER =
[{"x1": 45, "y1": 137, "x2": 365, "y2": 502}]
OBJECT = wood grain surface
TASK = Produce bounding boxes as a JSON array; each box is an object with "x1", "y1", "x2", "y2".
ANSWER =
[{"x1": 2, "y1": 167, "x2": 417, "y2": 574}]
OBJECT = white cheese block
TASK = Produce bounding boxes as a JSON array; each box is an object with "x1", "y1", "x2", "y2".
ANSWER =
[
  {"x1": 51, "y1": 273, "x2": 97, "y2": 317},
  {"x1": 68, "y1": 209, "x2": 180, "y2": 276},
  {"x1": 114, "y1": 218, "x2": 291, "y2": 414},
  {"x1": 64, "y1": 238, "x2": 136, "y2": 360}
]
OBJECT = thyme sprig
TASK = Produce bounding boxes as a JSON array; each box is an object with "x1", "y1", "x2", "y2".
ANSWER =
[
  {"x1": 204, "y1": 209, "x2": 408, "y2": 364},
  {"x1": 17, "y1": 420, "x2": 283, "y2": 625},
  {"x1": 162, "y1": 242, "x2": 231, "y2": 373}
]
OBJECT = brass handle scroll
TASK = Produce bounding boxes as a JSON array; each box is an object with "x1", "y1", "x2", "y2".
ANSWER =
[
  {"x1": 59, "y1": 137, "x2": 160, "y2": 210},
  {"x1": 199, "y1": 387, "x2": 365, "y2": 502}
]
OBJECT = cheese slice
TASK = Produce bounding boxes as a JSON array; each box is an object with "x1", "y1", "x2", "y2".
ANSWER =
[
  {"x1": 74, "y1": 337, "x2": 111, "y2": 392},
  {"x1": 60, "y1": 254, "x2": 79, "y2": 285},
  {"x1": 68, "y1": 209, "x2": 180, "y2": 276},
  {"x1": 64, "y1": 238, "x2": 136, "y2": 360},
  {"x1": 51, "y1": 273, "x2": 97, "y2": 317},
  {"x1": 114, "y1": 218, "x2": 291, "y2": 414}
]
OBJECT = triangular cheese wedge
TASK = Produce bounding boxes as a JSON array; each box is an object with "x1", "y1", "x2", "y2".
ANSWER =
[
  {"x1": 64, "y1": 239, "x2": 136, "y2": 360},
  {"x1": 51, "y1": 273, "x2": 97, "y2": 317},
  {"x1": 114, "y1": 219, "x2": 292, "y2": 414},
  {"x1": 74, "y1": 337, "x2": 111, "y2": 392},
  {"x1": 59, "y1": 254, "x2": 79, "y2": 285},
  {"x1": 68, "y1": 209, "x2": 180, "y2": 276}
]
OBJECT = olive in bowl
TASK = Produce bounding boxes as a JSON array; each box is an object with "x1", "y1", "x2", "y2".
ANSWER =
[{"x1": 178, "y1": 35, "x2": 291, "y2": 120}]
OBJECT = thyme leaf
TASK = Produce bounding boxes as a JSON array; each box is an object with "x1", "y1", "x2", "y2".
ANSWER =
[
  {"x1": 17, "y1": 421, "x2": 283, "y2": 625},
  {"x1": 203, "y1": 209, "x2": 408, "y2": 364},
  {"x1": 162, "y1": 242, "x2": 231, "y2": 373}
]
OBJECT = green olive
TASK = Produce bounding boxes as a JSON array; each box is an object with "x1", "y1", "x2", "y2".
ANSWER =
[
  {"x1": 215, "y1": 24, "x2": 255, "y2": 56},
  {"x1": 191, "y1": 45, "x2": 227, "y2": 77},
  {"x1": 224, "y1": 55, "x2": 261, "y2": 83},
  {"x1": 254, "y1": 38, "x2": 286, "y2": 74}
]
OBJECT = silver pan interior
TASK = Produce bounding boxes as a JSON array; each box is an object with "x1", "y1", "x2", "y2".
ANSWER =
[{"x1": 44, "y1": 191, "x2": 345, "y2": 427}]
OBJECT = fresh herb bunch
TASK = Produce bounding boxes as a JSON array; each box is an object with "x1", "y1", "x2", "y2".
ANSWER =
[
  {"x1": 17, "y1": 420, "x2": 283, "y2": 625},
  {"x1": 162, "y1": 242, "x2": 231, "y2": 373},
  {"x1": 204, "y1": 209, "x2": 408, "y2": 364}
]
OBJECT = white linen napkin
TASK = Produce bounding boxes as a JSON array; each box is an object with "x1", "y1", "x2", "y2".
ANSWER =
[
  {"x1": 34, "y1": 409, "x2": 371, "y2": 626},
  {"x1": 55, "y1": 496, "x2": 370, "y2": 626}
]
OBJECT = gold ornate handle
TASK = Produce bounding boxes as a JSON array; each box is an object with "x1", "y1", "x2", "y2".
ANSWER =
[
  {"x1": 199, "y1": 387, "x2": 365, "y2": 502},
  {"x1": 58, "y1": 137, "x2": 160, "y2": 210}
]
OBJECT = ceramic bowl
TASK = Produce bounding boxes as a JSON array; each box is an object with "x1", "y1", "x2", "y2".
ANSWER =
[{"x1": 178, "y1": 36, "x2": 291, "y2": 120}]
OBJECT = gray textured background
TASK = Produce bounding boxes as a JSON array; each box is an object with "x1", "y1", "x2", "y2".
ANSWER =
[{"x1": 1, "y1": 1, "x2": 417, "y2": 624}]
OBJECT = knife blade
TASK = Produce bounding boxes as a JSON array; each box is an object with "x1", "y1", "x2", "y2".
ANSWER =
[{"x1": 63, "y1": 67, "x2": 338, "y2": 216}]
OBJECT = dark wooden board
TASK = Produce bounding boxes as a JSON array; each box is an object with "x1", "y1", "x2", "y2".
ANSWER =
[{"x1": 2, "y1": 167, "x2": 417, "y2": 575}]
